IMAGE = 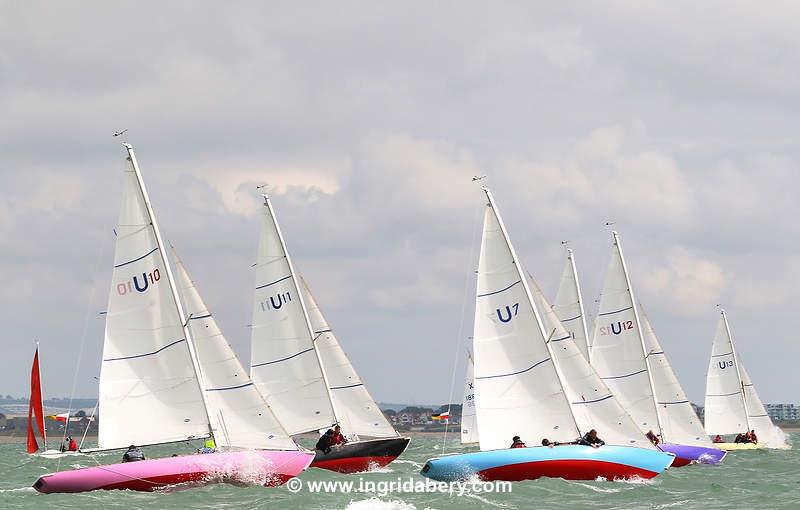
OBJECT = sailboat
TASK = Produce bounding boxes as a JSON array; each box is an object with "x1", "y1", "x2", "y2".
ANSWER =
[
  {"x1": 704, "y1": 309, "x2": 789, "y2": 450},
  {"x1": 33, "y1": 144, "x2": 313, "y2": 494},
  {"x1": 460, "y1": 352, "x2": 479, "y2": 445},
  {"x1": 589, "y1": 231, "x2": 725, "y2": 466},
  {"x1": 26, "y1": 346, "x2": 47, "y2": 455},
  {"x1": 421, "y1": 188, "x2": 674, "y2": 482},
  {"x1": 249, "y1": 195, "x2": 410, "y2": 473}
]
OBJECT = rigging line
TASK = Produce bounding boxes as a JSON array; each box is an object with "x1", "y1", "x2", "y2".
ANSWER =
[
  {"x1": 58, "y1": 244, "x2": 105, "y2": 473},
  {"x1": 441, "y1": 203, "x2": 483, "y2": 453}
]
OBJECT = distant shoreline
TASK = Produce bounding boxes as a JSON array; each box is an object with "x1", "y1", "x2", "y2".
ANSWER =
[{"x1": 2, "y1": 428, "x2": 797, "y2": 445}]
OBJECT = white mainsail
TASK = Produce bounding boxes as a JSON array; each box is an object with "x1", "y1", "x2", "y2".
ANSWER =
[
  {"x1": 705, "y1": 310, "x2": 786, "y2": 447},
  {"x1": 249, "y1": 196, "x2": 337, "y2": 436},
  {"x1": 173, "y1": 251, "x2": 298, "y2": 451},
  {"x1": 553, "y1": 248, "x2": 591, "y2": 362},
  {"x1": 704, "y1": 312, "x2": 748, "y2": 435},
  {"x1": 98, "y1": 145, "x2": 211, "y2": 450},
  {"x1": 473, "y1": 188, "x2": 579, "y2": 451},
  {"x1": 591, "y1": 231, "x2": 708, "y2": 446},
  {"x1": 590, "y1": 232, "x2": 661, "y2": 436},
  {"x1": 639, "y1": 308, "x2": 710, "y2": 446},
  {"x1": 460, "y1": 352, "x2": 479, "y2": 445},
  {"x1": 527, "y1": 274, "x2": 656, "y2": 450},
  {"x1": 300, "y1": 277, "x2": 398, "y2": 439}
]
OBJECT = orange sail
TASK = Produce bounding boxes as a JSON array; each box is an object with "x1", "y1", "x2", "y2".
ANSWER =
[{"x1": 27, "y1": 347, "x2": 46, "y2": 454}]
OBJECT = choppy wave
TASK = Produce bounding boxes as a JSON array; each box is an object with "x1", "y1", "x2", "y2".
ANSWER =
[{"x1": 1, "y1": 433, "x2": 799, "y2": 509}]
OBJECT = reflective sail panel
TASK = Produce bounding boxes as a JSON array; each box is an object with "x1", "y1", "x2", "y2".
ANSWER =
[
  {"x1": 473, "y1": 200, "x2": 578, "y2": 452},
  {"x1": 98, "y1": 157, "x2": 209, "y2": 450},
  {"x1": 300, "y1": 277, "x2": 398, "y2": 439},
  {"x1": 249, "y1": 199, "x2": 336, "y2": 435},
  {"x1": 173, "y1": 253, "x2": 298, "y2": 451}
]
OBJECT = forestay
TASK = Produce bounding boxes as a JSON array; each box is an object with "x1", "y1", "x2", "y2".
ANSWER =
[
  {"x1": 473, "y1": 191, "x2": 578, "y2": 452},
  {"x1": 639, "y1": 307, "x2": 710, "y2": 447},
  {"x1": 300, "y1": 277, "x2": 398, "y2": 439},
  {"x1": 250, "y1": 196, "x2": 336, "y2": 436},
  {"x1": 99, "y1": 150, "x2": 209, "y2": 450},
  {"x1": 527, "y1": 275, "x2": 655, "y2": 450},
  {"x1": 590, "y1": 235, "x2": 661, "y2": 436},
  {"x1": 173, "y1": 252, "x2": 297, "y2": 451},
  {"x1": 553, "y1": 249, "x2": 591, "y2": 362},
  {"x1": 460, "y1": 352, "x2": 479, "y2": 445}
]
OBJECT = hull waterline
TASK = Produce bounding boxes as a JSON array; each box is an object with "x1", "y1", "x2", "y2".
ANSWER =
[
  {"x1": 311, "y1": 437, "x2": 410, "y2": 473},
  {"x1": 33, "y1": 450, "x2": 314, "y2": 494},
  {"x1": 420, "y1": 445, "x2": 675, "y2": 482},
  {"x1": 657, "y1": 443, "x2": 726, "y2": 466}
]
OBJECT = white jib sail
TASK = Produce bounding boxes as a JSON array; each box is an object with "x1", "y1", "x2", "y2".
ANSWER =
[
  {"x1": 739, "y1": 363, "x2": 786, "y2": 447},
  {"x1": 473, "y1": 189, "x2": 579, "y2": 452},
  {"x1": 590, "y1": 233, "x2": 662, "y2": 438},
  {"x1": 527, "y1": 274, "x2": 656, "y2": 450},
  {"x1": 638, "y1": 307, "x2": 710, "y2": 447},
  {"x1": 99, "y1": 148, "x2": 210, "y2": 450},
  {"x1": 553, "y1": 249, "x2": 591, "y2": 363},
  {"x1": 250, "y1": 196, "x2": 336, "y2": 436},
  {"x1": 299, "y1": 277, "x2": 398, "y2": 439},
  {"x1": 173, "y1": 251, "x2": 298, "y2": 451},
  {"x1": 460, "y1": 352, "x2": 479, "y2": 445}
]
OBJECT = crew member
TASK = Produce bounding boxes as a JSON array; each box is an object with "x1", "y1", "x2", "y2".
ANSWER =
[
  {"x1": 510, "y1": 436, "x2": 526, "y2": 448},
  {"x1": 122, "y1": 445, "x2": 145, "y2": 463},
  {"x1": 579, "y1": 429, "x2": 605, "y2": 448}
]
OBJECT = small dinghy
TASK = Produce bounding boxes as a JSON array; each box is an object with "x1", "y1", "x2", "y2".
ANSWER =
[
  {"x1": 34, "y1": 450, "x2": 313, "y2": 493},
  {"x1": 421, "y1": 445, "x2": 674, "y2": 482},
  {"x1": 311, "y1": 437, "x2": 410, "y2": 473}
]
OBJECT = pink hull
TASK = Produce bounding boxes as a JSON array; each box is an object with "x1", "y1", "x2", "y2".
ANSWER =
[{"x1": 33, "y1": 450, "x2": 315, "y2": 494}]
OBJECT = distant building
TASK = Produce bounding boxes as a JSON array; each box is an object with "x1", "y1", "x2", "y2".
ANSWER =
[{"x1": 765, "y1": 403, "x2": 800, "y2": 421}]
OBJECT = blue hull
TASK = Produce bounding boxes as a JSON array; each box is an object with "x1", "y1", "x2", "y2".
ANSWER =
[
  {"x1": 658, "y1": 443, "x2": 726, "y2": 466},
  {"x1": 421, "y1": 445, "x2": 675, "y2": 482}
]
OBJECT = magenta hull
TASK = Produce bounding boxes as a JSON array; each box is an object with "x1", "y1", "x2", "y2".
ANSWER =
[{"x1": 33, "y1": 450, "x2": 314, "y2": 494}]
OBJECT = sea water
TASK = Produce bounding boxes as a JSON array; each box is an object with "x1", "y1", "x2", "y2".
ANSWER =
[{"x1": 1, "y1": 433, "x2": 797, "y2": 509}]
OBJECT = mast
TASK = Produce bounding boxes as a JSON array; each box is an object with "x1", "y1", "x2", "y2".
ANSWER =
[
  {"x1": 612, "y1": 231, "x2": 664, "y2": 439},
  {"x1": 567, "y1": 248, "x2": 592, "y2": 364},
  {"x1": 261, "y1": 194, "x2": 341, "y2": 426},
  {"x1": 483, "y1": 187, "x2": 581, "y2": 437},
  {"x1": 720, "y1": 309, "x2": 751, "y2": 431},
  {"x1": 123, "y1": 143, "x2": 216, "y2": 442}
]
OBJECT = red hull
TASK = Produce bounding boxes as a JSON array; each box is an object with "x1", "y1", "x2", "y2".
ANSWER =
[
  {"x1": 669, "y1": 457, "x2": 692, "y2": 468},
  {"x1": 477, "y1": 459, "x2": 659, "y2": 482},
  {"x1": 311, "y1": 437, "x2": 410, "y2": 474},
  {"x1": 311, "y1": 455, "x2": 397, "y2": 474}
]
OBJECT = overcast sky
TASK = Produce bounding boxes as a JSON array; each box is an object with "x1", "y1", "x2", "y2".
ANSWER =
[{"x1": 2, "y1": 1, "x2": 798, "y2": 407}]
